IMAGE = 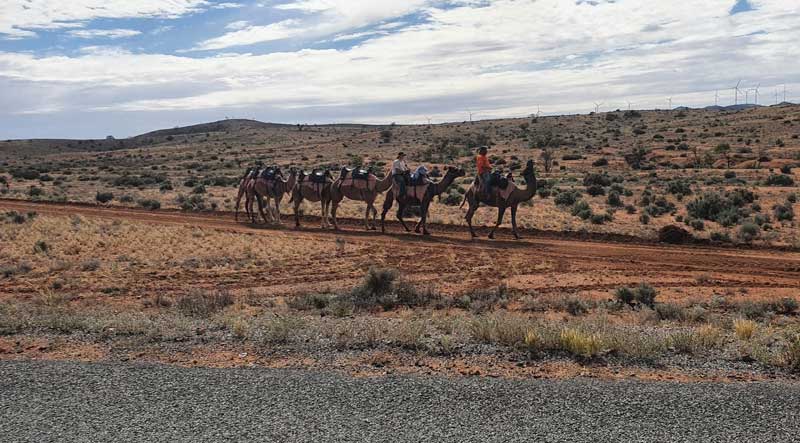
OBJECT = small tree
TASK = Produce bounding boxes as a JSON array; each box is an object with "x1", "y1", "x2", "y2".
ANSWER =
[{"x1": 541, "y1": 147, "x2": 555, "y2": 173}]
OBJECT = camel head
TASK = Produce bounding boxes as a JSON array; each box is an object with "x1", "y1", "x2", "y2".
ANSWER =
[
  {"x1": 444, "y1": 166, "x2": 466, "y2": 179},
  {"x1": 522, "y1": 160, "x2": 535, "y2": 177}
]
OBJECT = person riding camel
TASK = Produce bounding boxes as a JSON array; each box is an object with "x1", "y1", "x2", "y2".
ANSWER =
[
  {"x1": 476, "y1": 146, "x2": 492, "y2": 197},
  {"x1": 392, "y1": 151, "x2": 410, "y2": 195}
]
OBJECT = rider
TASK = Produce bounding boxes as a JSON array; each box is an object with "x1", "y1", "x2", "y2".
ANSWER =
[
  {"x1": 476, "y1": 146, "x2": 492, "y2": 196},
  {"x1": 392, "y1": 151, "x2": 410, "y2": 195}
]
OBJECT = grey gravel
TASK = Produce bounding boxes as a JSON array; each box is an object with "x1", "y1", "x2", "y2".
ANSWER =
[{"x1": 1, "y1": 360, "x2": 799, "y2": 443}]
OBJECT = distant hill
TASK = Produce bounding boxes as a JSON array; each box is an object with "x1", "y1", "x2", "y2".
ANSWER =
[{"x1": 133, "y1": 119, "x2": 294, "y2": 140}]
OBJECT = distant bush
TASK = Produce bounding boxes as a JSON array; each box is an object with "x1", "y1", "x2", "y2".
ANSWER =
[
  {"x1": 592, "y1": 158, "x2": 608, "y2": 167},
  {"x1": 737, "y1": 222, "x2": 760, "y2": 243},
  {"x1": 176, "y1": 290, "x2": 233, "y2": 317},
  {"x1": 773, "y1": 203, "x2": 794, "y2": 221},
  {"x1": 686, "y1": 189, "x2": 754, "y2": 224},
  {"x1": 554, "y1": 189, "x2": 581, "y2": 206},
  {"x1": 95, "y1": 192, "x2": 114, "y2": 203},
  {"x1": 9, "y1": 168, "x2": 40, "y2": 180},
  {"x1": 138, "y1": 199, "x2": 161, "y2": 210},
  {"x1": 571, "y1": 200, "x2": 592, "y2": 220},
  {"x1": 583, "y1": 172, "x2": 612, "y2": 187},
  {"x1": 765, "y1": 174, "x2": 794, "y2": 186},
  {"x1": 586, "y1": 184, "x2": 605, "y2": 196},
  {"x1": 615, "y1": 283, "x2": 657, "y2": 307},
  {"x1": 606, "y1": 191, "x2": 623, "y2": 207},
  {"x1": 667, "y1": 179, "x2": 692, "y2": 197}
]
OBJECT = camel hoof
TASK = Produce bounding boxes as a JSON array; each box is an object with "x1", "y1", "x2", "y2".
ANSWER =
[{"x1": 488, "y1": 233, "x2": 495, "y2": 239}]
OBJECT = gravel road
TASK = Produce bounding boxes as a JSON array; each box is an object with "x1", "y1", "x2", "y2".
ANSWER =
[{"x1": 1, "y1": 360, "x2": 798, "y2": 442}]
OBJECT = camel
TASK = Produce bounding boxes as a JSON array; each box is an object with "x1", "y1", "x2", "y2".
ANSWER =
[
  {"x1": 380, "y1": 166, "x2": 465, "y2": 235},
  {"x1": 291, "y1": 169, "x2": 335, "y2": 229},
  {"x1": 234, "y1": 167, "x2": 259, "y2": 222},
  {"x1": 251, "y1": 168, "x2": 297, "y2": 225},
  {"x1": 461, "y1": 159, "x2": 537, "y2": 239},
  {"x1": 329, "y1": 169, "x2": 394, "y2": 230}
]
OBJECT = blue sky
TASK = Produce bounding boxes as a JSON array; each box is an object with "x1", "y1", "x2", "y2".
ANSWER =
[{"x1": 0, "y1": 0, "x2": 798, "y2": 139}]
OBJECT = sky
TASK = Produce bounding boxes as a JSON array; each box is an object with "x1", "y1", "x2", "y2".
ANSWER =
[{"x1": 0, "y1": 0, "x2": 798, "y2": 139}]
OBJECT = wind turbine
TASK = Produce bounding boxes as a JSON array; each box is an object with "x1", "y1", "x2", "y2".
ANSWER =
[
  {"x1": 593, "y1": 102, "x2": 604, "y2": 113},
  {"x1": 783, "y1": 84, "x2": 787, "y2": 102},
  {"x1": 714, "y1": 90, "x2": 719, "y2": 106},
  {"x1": 626, "y1": 101, "x2": 633, "y2": 111},
  {"x1": 775, "y1": 87, "x2": 779, "y2": 105},
  {"x1": 733, "y1": 80, "x2": 742, "y2": 105},
  {"x1": 752, "y1": 83, "x2": 760, "y2": 105},
  {"x1": 745, "y1": 89, "x2": 750, "y2": 104},
  {"x1": 426, "y1": 116, "x2": 432, "y2": 125},
  {"x1": 467, "y1": 110, "x2": 476, "y2": 123},
  {"x1": 666, "y1": 97, "x2": 672, "y2": 110}
]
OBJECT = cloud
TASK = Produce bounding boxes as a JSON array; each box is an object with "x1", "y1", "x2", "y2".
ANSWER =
[
  {"x1": 193, "y1": 0, "x2": 434, "y2": 50},
  {"x1": 225, "y1": 20, "x2": 251, "y2": 30},
  {"x1": 68, "y1": 29, "x2": 142, "y2": 39},
  {"x1": 1, "y1": 0, "x2": 800, "y2": 138},
  {"x1": 0, "y1": 0, "x2": 209, "y2": 38}
]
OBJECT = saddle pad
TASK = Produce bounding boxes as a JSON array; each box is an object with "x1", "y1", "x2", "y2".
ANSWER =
[
  {"x1": 302, "y1": 181, "x2": 325, "y2": 193},
  {"x1": 309, "y1": 172, "x2": 328, "y2": 184},
  {"x1": 393, "y1": 182, "x2": 430, "y2": 201},
  {"x1": 342, "y1": 176, "x2": 376, "y2": 190},
  {"x1": 352, "y1": 169, "x2": 370, "y2": 180},
  {"x1": 499, "y1": 182, "x2": 516, "y2": 201}
]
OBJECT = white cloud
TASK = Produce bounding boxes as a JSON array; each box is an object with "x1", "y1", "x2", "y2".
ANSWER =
[
  {"x1": 193, "y1": 0, "x2": 434, "y2": 50},
  {"x1": 225, "y1": 20, "x2": 251, "y2": 30},
  {"x1": 0, "y1": 0, "x2": 209, "y2": 38},
  {"x1": 1, "y1": 0, "x2": 800, "y2": 135},
  {"x1": 68, "y1": 29, "x2": 142, "y2": 39}
]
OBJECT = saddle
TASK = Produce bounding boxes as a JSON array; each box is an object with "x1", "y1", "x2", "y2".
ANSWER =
[
  {"x1": 409, "y1": 173, "x2": 428, "y2": 186},
  {"x1": 340, "y1": 167, "x2": 371, "y2": 181},
  {"x1": 260, "y1": 166, "x2": 281, "y2": 181},
  {"x1": 479, "y1": 170, "x2": 516, "y2": 201}
]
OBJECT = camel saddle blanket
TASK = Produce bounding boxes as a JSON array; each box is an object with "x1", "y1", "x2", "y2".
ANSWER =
[
  {"x1": 393, "y1": 182, "x2": 430, "y2": 201},
  {"x1": 341, "y1": 175, "x2": 376, "y2": 190},
  {"x1": 498, "y1": 182, "x2": 516, "y2": 201},
  {"x1": 302, "y1": 181, "x2": 326, "y2": 194}
]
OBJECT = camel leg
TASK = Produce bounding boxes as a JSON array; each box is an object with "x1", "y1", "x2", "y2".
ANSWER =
[
  {"x1": 380, "y1": 191, "x2": 394, "y2": 233},
  {"x1": 235, "y1": 186, "x2": 243, "y2": 221},
  {"x1": 363, "y1": 203, "x2": 371, "y2": 231},
  {"x1": 330, "y1": 199, "x2": 340, "y2": 230},
  {"x1": 465, "y1": 200, "x2": 478, "y2": 239},
  {"x1": 320, "y1": 200, "x2": 328, "y2": 229},
  {"x1": 274, "y1": 196, "x2": 282, "y2": 225},
  {"x1": 368, "y1": 202, "x2": 378, "y2": 230},
  {"x1": 256, "y1": 194, "x2": 269, "y2": 224},
  {"x1": 488, "y1": 206, "x2": 507, "y2": 239},
  {"x1": 294, "y1": 195, "x2": 302, "y2": 228},
  {"x1": 419, "y1": 200, "x2": 431, "y2": 236},
  {"x1": 510, "y1": 204, "x2": 521, "y2": 240},
  {"x1": 396, "y1": 202, "x2": 411, "y2": 232}
]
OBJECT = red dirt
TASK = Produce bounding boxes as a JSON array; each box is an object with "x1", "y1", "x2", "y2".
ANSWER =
[{"x1": 2, "y1": 198, "x2": 799, "y2": 302}]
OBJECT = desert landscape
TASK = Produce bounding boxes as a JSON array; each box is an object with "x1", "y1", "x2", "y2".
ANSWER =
[
  {"x1": 3, "y1": 1, "x2": 800, "y2": 440},
  {"x1": 2, "y1": 104, "x2": 799, "y2": 382}
]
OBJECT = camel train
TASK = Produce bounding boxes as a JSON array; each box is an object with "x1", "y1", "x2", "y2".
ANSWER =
[{"x1": 234, "y1": 155, "x2": 536, "y2": 239}]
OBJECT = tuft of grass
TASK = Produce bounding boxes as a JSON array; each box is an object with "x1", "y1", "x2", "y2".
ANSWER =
[
  {"x1": 783, "y1": 335, "x2": 800, "y2": 373},
  {"x1": 176, "y1": 289, "x2": 233, "y2": 317},
  {"x1": 733, "y1": 318, "x2": 757, "y2": 340},
  {"x1": 559, "y1": 328, "x2": 604, "y2": 358}
]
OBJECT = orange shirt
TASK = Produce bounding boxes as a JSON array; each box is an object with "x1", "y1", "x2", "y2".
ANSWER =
[{"x1": 476, "y1": 154, "x2": 491, "y2": 174}]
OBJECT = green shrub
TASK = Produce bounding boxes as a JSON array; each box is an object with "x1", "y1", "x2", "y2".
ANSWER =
[
  {"x1": 615, "y1": 283, "x2": 657, "y2": 307},
  {"x1": 606, "y1": 191, "x2": 623, "y2": 207},
  {"x1": 586, "y1": 184, "x2": 605, "y2": 196},
  {"x1": 765, "y1": 174, "x2": 794, "y2": 186},
  {"x1": 138, "y1": 199, "x2": 161, "y2": 210},
  {"x1": 710, "y1": 231, "x2": 731, "y2": 242},
  {"x1": 583, "y1": 173, "x2": 612, "y2": 187},
  {"x1": 571, "y1": 200, "x2": 592, "y2": 220},
  {"x1": 773, "y1": 203, "x2": 794, "y2": 221},
  {"x1": 737, "y1": 222, "x2": 760, "y2": 243},
  {"x1": 95, "y1": 192, "x2": 114, "y2": 203},
  {"x1": 555, "y1": 189, "x2": 581, "y2": 206}
]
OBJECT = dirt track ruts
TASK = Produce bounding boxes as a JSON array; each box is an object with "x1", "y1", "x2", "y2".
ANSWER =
[{"x1": 2, "y1": 198, "x2": 799, "y2": 297}]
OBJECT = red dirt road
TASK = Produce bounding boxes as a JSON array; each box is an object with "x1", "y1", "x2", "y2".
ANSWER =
[{"x1": 2, "y1": 199, "x2": 799, "y2": 300}]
